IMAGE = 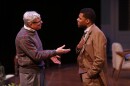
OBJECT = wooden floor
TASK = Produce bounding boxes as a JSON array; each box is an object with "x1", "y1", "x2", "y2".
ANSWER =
[
  {"x1": 5, "y1": 59, "x2": 130, "y2": 86},
  {"x1": 45, "y1": 60, "x2": 130, "y2": 86}
]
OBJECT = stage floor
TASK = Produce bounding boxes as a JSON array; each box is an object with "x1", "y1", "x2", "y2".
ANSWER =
[{"x1": 5, "y1": 59, "x2": 130, "y2": 86}]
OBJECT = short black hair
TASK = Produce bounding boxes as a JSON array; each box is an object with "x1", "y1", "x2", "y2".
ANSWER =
[{"x1": 80, "y1": 8, "x2": 96, "y2": 23}]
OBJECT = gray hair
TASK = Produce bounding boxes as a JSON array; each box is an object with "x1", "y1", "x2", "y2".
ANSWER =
[{"x1": 23, "y1": 11, "x2": 41, "y2": 24}]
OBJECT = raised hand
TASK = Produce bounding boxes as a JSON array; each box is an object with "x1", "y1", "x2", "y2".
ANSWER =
[{"x1": 56, "y1": 45, "x2": 71, "y2": 55}]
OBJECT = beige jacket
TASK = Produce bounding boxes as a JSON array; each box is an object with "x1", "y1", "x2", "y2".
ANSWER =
[{"x1": 77, "y1": 24, "x2": 108, "y2": 86}]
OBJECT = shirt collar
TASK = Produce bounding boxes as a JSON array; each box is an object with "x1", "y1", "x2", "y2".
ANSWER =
[
  {"x1": 24, "y1": 25, "x2": 35, "y2": 32},
  {"x1": 84, "y1": 24, "x2": 94, "y2": 33}
]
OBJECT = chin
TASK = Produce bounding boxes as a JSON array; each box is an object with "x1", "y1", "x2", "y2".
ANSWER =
[
  {"x1": 78, "y1": 25, "x2": 81, "y2": 28},
  {"x1": 36, "y1": 28, "x2": 41, "y2": 30},
  {"x1": 78, "y1": 26, "x2": 83, "y2": 28}
]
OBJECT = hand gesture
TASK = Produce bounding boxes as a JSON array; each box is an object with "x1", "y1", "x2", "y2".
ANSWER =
[
  {"x1": 56, "y1": 45, "x2": 71, "y2": 55},
  {"x1": 50, "y1": 55, "x2": 61, "y2": 64}
]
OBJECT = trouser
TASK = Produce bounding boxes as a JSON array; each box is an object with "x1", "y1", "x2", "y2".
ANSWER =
[
  {"x1": 19, "y1": 69, "x2": 45, "y2": 86},
  {"x1": 80, "y1": 73, "x2": 104, "y2": 86}
]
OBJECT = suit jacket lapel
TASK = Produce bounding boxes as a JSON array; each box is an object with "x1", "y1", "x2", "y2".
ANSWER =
[{"x1": 84, "y1": 29, "x2": 92, "y2": 44}]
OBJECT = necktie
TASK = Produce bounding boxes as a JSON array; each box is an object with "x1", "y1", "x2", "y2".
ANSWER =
[
  {"x1": 76, "y1": 32, "x2": 87, "y2": 50},
  {"x1": 83, "y1": 31, "x2": 88, "y2": 40}
]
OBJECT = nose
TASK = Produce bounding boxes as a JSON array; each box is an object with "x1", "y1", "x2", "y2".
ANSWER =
[
  {"x1": 41, "y1": 20, "x2": 43, "y2": 23},
  {"x1": 77, "y1": 18, "x2": 79, "y2": 21}
]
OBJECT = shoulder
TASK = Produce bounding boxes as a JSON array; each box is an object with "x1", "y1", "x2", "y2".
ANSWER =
[
  {"x1": 91, "y1": 25, "x2": 107, "y2": 41},
  {"x1": 16, "y1": 28, "x2": 30, "y2": 38},
  {"x1": 92, "y1": 25, "x2": 105, "y2": 36},
  {"x1": 16, "y1": 28, "x2": 31, "y2": 42}
]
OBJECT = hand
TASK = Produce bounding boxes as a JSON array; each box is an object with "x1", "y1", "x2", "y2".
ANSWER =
[
  {"x1": 56, "y1": 45, "x2": 71, "y2": 55},
  {"x1": 50, "y1": 55, "x2": 61, "y2": 64}
]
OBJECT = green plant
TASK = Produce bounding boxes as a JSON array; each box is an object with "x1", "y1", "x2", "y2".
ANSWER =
[{"x1": 2, "y1": 83, "x2": 20, "y2": 86}]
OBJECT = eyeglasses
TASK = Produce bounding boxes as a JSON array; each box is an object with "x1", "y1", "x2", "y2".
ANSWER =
[{"x1": 32, "y1": 20, "x2": 42, "y2": 24}]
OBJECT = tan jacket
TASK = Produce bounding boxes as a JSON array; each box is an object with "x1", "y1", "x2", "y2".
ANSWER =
[{"x1": 77, "y1": 24, "x2": 108, "y2": 86}]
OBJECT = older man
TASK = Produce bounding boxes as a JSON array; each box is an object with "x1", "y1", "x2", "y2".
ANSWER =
[{"x1": 15, "y1": 11, "x2": 70, "y2": 86}]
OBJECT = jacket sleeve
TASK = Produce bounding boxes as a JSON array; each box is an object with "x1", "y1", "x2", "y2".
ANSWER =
[{"x1": 18, "y1": 36, "x2": 57, "y2": 61}]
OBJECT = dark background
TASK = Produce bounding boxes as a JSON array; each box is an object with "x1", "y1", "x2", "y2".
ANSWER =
[{"x1": 2, "y1": 0, "x2": 101, "y2": 74}]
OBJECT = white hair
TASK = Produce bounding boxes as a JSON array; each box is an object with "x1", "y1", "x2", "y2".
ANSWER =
[{"x1": 23, "y1": 11, "x2": 41, "y2": 24}]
